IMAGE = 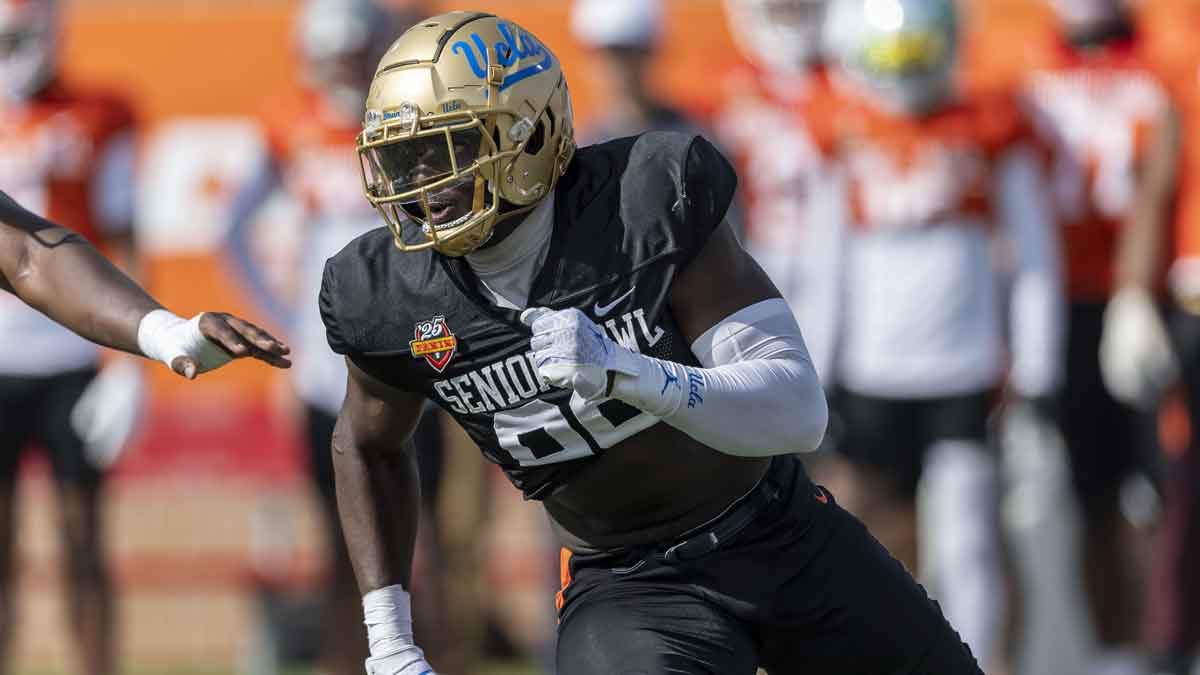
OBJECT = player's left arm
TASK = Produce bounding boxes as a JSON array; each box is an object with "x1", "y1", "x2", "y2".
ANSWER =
[
  {"x1": 524, "y1": 135, "x2": 826, "y2": 456},
  {"x1": 524, "y1": 217, "x2": 828, "y2": 456},
  {"x1": 0, "y1": 190, "x2": 290, "y2": 378},
  {"x1": 663, "y1": 218, "x2": 829, "y2": 454},
  {"x1": 1101, "y1": 103, "x2": 1182, "y2": 407}
]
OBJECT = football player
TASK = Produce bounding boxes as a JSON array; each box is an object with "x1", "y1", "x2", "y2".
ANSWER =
[
  {"x1": 322, "y1": 11, "x2": 982, "y2": 674},
  {"x1": 1016, "y1": 1, "x2": 1181, "y2": 671},
  {"x1": 223, "y1": 2, "x2": 449, "y2": 673},
  {"x1": 0, "y1": 3, "x2": 282, "y2": 674},
  {"x1": 818, "y1": 0, "x2": 1064, "y2": 669}
]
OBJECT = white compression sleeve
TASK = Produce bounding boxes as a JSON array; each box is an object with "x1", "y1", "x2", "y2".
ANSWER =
[{"x1": 609, "y1": 298, "x2": 828, "y2": 456}]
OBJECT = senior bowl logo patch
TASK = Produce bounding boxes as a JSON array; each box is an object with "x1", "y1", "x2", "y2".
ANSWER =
[{"x1": 410, "y1": 316, "x2": 458, "y2": 373}]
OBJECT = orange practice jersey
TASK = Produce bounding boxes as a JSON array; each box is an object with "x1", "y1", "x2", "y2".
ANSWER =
[
  {"x1": 971, "y1": 9, "x2": 1180, "y2": 301},
  {"x1": 809, "y1": 90, "x2": 1040, "y2": 232},
  {"x1": 0, "y1": 80, "x2": 136, "y2": 244},
  {"x1": 252, "y1": 90, "x2": 382, "y2": 415},
  {"x1": 0, "y1": 80, "x2": 137, "y2": 376},
  {"x1": 708, "y1": 65, "x2": 848, "y2": 383},
  {"x1": 260, "y1": 90, "x2": 375, "y2": 223},
  {"x1": 1139, "y1": 2, "x2": 1200, "y2": 299},
  {"x1": 712, "y1": 65, "x2": 840, "y2": 245}
]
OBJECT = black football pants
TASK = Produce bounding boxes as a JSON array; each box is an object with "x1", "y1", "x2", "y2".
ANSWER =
[{"x1": 555, "y1": 456, "x2": 982, "y2": 674}]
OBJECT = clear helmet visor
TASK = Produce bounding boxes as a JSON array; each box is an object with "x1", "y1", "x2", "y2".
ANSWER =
[{"x1": 853, "y1": 29, "x2": 956, "y2": 114}]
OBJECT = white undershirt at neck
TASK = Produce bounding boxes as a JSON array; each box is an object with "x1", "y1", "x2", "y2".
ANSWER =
[{"x1": 466, "y1": 193, "x2": 556, "y2": 310}]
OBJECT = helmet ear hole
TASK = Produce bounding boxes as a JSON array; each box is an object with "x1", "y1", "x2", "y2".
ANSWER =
[{"x1": 524, "y1": 119, "x2": 546, "y2": 156}]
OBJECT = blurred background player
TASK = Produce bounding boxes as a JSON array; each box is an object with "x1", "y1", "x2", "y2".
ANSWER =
[
  {"x1": 1152, "y1": 6, "x2": 1200, "y2": 665},
  {"x1": 223, "y1": 2, "x2": 461, "y2": 673},
  {"x1": 820, "y1": 0, "x2": 1065, "y2": 669},
  {"x1": 1014, "y1": 1, "x2": 1182, "y2": 672},
  {"x1": 714, "y1": 0, "x2": 845, "y2": 477},
  {"x1": 569, "y1": 0, "x2": 712, "y2": 144},
  {"x1": 0, "y1": 1, "x2": 140, "y2": 673}
]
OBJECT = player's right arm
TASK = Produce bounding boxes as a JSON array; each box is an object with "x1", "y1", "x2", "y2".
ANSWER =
[
  {"x1": 333, "y1": 359, "x2": 437, "y2": 675},
  {"x1": 0, "y1": 190, "x2": 290, "y2": 378},
  {"x1": 321, "y1": 250, "x2": 438, "y2": 675}
]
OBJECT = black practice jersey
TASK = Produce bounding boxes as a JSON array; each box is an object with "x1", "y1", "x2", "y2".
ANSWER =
[{"x1": 320, "y1": 132, "x2": 737, "y2": 500}]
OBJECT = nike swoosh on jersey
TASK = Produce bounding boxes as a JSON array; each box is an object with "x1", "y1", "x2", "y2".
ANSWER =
[{"x1": 594, "y1": 286, "x2": 637, "y2": 317}]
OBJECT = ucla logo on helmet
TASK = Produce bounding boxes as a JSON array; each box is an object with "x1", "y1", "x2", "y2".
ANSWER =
[{"x1": 451, "y1": 22, "x2": 555, "y2": 90}]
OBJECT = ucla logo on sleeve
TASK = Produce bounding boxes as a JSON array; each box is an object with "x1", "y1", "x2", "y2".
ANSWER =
[{"x1": 451, "y1": 22, "x2": 555, "y2": 91}]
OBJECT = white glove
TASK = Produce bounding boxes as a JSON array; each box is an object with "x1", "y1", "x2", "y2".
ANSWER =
[
  {"x1": 520, "y1": 307, "x2": 640, "y2": 400},
  {"x1": 1099, "y1": 286, "x2": 1179, "y2": 409},
  {"x1": 69, "y1": 358, "x2": 145, "y2": 470},
  {"x1": 363, "y1": 585, "x2": 436, "y2": 675}
]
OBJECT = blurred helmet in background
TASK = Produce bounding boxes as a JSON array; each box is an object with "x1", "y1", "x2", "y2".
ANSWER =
[
  {"x1": 1044, "y1": 0, "x2": 1126, "y2": 37},
  {"x1": 824, "y1": 0, "x2": 959, "y2": 115},
  {"x1": 296, "y1": 0, "x2": 413, "y2": 121},
  {"x1": 357, "y1": 12, "x2": 575, "y2": 256},
  {"x1": 724, "y1": 0, "x2": 828, "y2": 74},
  {"x1": 0, "y1": 0, "x2": 58, "y2": 103},
  {"x1": 570, "y1": 0, "x2": 664, "y2": 51}
]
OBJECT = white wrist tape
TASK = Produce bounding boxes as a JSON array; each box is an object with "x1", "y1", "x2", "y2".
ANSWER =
[
  {"x1": 363, "y1": 584, "x2": 431, "y2": 673},
  {"x1": 610, "y1": 299, "x2": 828, "y2": 456},
  {"x1": 136, "y1": 310, "x2": 232, "y2": 373}
]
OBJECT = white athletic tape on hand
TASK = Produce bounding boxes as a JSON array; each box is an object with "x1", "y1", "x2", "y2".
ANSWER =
[{"x1": 136, "y1": 310, "x2": 232, "y2": 373}]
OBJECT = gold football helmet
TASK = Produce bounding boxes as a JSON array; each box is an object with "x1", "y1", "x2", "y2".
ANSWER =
[{"x1": 357, "y1": 11, "x2": 576, "y2": 256}]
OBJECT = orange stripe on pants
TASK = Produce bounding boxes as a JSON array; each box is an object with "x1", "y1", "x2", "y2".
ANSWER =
[{"x1": 556, "y1": 547, "x2": 573, "y2": 613}]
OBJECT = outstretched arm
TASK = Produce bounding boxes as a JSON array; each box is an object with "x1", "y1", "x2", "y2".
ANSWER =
[
  {"x1": 0, "y1": 190, "x2": 290, "y2": 378},
  {"x1": 334, "y1": 358, "x2": 437, "y2": 674}
]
